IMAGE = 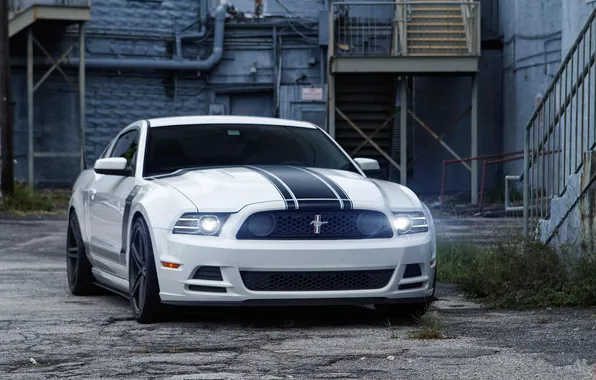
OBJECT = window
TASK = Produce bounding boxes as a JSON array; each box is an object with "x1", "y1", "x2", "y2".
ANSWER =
[
  {"x1": 111, "y1": 130, "x2": 139, "y2": 169},
  {"x1": 143, "y1": 124, "x2": 360, "y2": 177}
]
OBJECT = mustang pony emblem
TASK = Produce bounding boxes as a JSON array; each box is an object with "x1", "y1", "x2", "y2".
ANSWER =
[{"x1": 310, "y1": 215, "x2": 328, "y2": 234}]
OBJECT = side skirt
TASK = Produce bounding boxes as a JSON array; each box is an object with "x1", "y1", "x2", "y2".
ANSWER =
[{"x1": 91, "y1": 267, "x2": 130, "y2": 299}]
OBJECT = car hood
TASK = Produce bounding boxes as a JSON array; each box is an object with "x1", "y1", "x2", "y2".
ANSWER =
[{"x1": 151, "y1": 165, "x2": 417, "y2": 213}]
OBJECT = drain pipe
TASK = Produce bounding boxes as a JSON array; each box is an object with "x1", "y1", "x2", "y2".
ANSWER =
[
  {"x1": 63, "y1": 2, "x2": 234, "y2": 71},
  {"x1": 174, "y1": 0, "x2": 210, "y2": 60}
]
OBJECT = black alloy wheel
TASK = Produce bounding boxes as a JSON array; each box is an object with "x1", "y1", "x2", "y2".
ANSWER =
[
  {"x1": 66, "y1": 211, "x2": 97, "y2": 295},
  {"x1": 128, "y1": 217, "x2": 163, "y2": 324}
]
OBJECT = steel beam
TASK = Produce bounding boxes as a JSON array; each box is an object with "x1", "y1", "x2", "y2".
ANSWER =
[
  {"x1": 327, "y1": 74, "x2": 335, "y2": 137},
  {"x1": 27, "y1": 27, "x2": 33, "y2": 186},
  {"x1": 471, "y1": 73, "x2": 479, "y2": 205},
  {"x1": 407, "y1": 109, "x2": 472, "y2": 171},
  {"x1": 400, "y1": 77, "x2": 407, "y2": 185},
  {"x1": 336, "y1": 107, "x2": 401, "y2": 171},
  {"x1": 79, "y1": 22, "x2": 86, "y2": 172}
]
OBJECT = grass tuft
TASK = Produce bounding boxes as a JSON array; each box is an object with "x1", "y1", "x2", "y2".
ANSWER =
[
  {"x1": 408, "y1": 312, "x2": 446, "y2": 340},
  {"x1": 437, "y1": 239, "x2": 596, "y2": 309},
  {"x1": 0, "y1": 182, "x2": 70, "y2": 215}
]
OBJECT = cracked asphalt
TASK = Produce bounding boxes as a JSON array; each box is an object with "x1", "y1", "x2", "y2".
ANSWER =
[{"x1": 1, "y1": 217, "x2": 595, "y2": 379}]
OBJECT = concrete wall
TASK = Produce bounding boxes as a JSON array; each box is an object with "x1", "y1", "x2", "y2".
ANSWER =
[{"x1": 499, "y1": 0, "x2": 563, "y2": 179}]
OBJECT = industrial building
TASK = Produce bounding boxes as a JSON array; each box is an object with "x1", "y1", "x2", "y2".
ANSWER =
[{"x1": 6, "y1": 0, "x2": 596, "y2": 244}]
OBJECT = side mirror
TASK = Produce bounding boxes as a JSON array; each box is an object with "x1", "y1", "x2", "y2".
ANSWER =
[
  {"x1": 354, "y1": 157, "x2": 380, "y2": 172},
  {"x1": 94, "y1": 157, "x2": 132, "y2": 176}
]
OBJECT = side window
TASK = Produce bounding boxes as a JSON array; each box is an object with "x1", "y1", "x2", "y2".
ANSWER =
[
  {"x1": 99, "y1": 140, "x2": 114, "y2": 159},
  {"x1": 110, "y1": 130, "x2": 139, "y2": 169}
]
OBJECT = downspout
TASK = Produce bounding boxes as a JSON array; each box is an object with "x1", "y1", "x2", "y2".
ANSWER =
[
  {"x1": 174, "y1": 0, "x2": 209, "y2": 60},
  {"x1": 63, "y1": 3, "x2": 234, "y2": 71}
]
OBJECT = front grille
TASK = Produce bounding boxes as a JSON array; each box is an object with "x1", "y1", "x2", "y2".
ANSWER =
[
  {"x1": 240, "y1": 269, "x2": 395, "y2": 292},
  {"x1": 236, "y1": 210, "x2": 394, "y2": 240}
]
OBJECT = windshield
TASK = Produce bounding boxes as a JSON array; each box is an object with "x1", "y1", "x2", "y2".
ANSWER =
[{"x1": 142, "y1": 123, "x2": 361, "y2": 177}]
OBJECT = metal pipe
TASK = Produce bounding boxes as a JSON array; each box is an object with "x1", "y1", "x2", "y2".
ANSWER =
[
  {"x1": 27, "y1": 27, "x2": 33, "y2": 186},
  {"x1": 471, "y1": 73, "x2": 478, "y2": 205},
  {"x1": 400, "y1": 77, "x2": 407, "y2": 185},
  {"x1": 523, "y1": 127, "x2": 530, "y2": 237},
  {"x1": 58, "y1": 3, "x2": 233, "y2": 72},
  {"x1": 79, "y1": 22, "x2": 86, "y2": 171},
  {"x1": 174, "y1": 0, "x2": 209, "y2": 60}
]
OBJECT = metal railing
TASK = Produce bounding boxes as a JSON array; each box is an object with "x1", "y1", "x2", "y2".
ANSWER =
[
  {"x1": 9, "y1": 0, "x2": 90, "y2": 13},
  {"x1": 519, "y1": 7, "x2": 596, "y2": 238},
  {"x1": 329, "y1": 1, "x2": 481, "y2": 57}
]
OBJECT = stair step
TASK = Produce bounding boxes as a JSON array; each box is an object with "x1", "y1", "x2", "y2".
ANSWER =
[
  {"x1": 408, "y1": 53, "x2": 472, "y2": 56},
  {"x1": 408, "y1": 37, "x2": 467, "y2": 42},
  {"x1": 411, "y1": 15, "x2": 462, "y2": 19},
  {"x1": 408, "y1": 45, "x2": 469, "y2": 49},
  {"x1": 408, "y1": 22, "x2": 464, "y2": 27},
  {"x1": 410, "y1": 8, "x2": 461, "y2": 12}
]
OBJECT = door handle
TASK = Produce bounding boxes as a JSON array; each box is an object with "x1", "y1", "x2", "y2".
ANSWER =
[{"x1": 90, "y1": 189, "x2": 97, "y2": 200}]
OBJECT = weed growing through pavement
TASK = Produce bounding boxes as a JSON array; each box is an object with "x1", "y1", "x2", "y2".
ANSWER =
[{"x1": 437, "y1": 238, "x2": 596, "y2": 309}]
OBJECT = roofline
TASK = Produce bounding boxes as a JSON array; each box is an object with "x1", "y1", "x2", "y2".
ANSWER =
[{"x1": 146, "y1": 115, "x2": 318, "y2": 129}]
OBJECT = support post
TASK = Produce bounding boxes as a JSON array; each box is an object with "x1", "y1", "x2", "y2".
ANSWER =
[
  {"x1": 470, "y1": 73, "x2": 479, "y2": 204},
  {"x1": 400, "y1": 77, "x2": 407, "y2": 185},
  {"x1": 328, "y1": 73, "x2": 335, "y2": 138},
  {"x1": 27, "y1": 27, "x2": 34, "y2": 186},
  {"x1": 79, "y1": 22, "x2": 86, "y2": 172},
  {"x1": 523, "y1": 128, "x2": 529, "y2": 238},
  {"x1": 0, "y1": 0, "x2": 14, "y2": 195}
]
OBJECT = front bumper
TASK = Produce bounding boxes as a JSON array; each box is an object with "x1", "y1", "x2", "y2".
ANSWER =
[{"x1": 151, "y1": 230, "x2": 436, "y2": 307}]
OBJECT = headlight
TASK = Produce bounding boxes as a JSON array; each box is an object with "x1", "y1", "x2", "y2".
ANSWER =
[
  {"x1": 392, "y1": 212, "x2": 428, "y2": 234},
  {"x1": 173, "y1": 213, "x2": 231, "y2": 236}
]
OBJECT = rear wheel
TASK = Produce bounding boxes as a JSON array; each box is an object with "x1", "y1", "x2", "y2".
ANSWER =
[
  {"x1": 128, "y1": 216, "x2": 164, "y2": 324},
  {"x1": 66, "y1": 211, "x2": 98, "y2": 295}
]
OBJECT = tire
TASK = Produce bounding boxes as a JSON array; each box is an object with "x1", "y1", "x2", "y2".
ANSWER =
[
  {"x1": 66, "y1": 211, "x2": 98, "y2": 295},
  {"x1": 128, "y1": 216, "x2": 164, "y2": 324}
]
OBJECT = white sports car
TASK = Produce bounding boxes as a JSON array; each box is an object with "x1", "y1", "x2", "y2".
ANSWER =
[{"x1": 67, "y1": 116, "x2": 437, "y2": 323}]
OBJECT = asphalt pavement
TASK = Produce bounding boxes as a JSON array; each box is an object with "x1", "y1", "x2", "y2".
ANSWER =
[{"x1": 0, "y1": 217, "x2": 595, "y2": 379}]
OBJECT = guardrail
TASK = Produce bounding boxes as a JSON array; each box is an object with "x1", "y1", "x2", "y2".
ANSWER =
[
  {"x1": 329, "y1": 1, "x2": 481, "y2": 57},
  {"x1": 9, "y1": 0, "x2": 90, "y2": 13}
]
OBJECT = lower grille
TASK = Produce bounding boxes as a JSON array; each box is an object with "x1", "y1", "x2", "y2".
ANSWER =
[{"x1": 240, "y1": 269, "x2": 394, "y2": 292}]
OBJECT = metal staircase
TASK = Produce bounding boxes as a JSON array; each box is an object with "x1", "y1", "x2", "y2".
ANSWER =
[
  {"x1": 334, "y1": 74, "x2": 397, "y2": 179},
  {"x1": 511, "y1": 7, "x2": 596, "y2": 240},
  {"x1": 406, "y1": 1, "x2": 470, "y2": 56}
]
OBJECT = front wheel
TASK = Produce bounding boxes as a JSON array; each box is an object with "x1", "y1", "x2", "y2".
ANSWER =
[{"x1": 128, "y1": 216, "x2": 164, "y2": 324}]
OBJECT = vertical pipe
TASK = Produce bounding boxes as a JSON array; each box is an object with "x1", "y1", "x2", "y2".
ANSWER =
[
  {"x1": 581, "y1": 33, "x2": 586, "y2": 157},
  {"x1": 27, "y1": 27, "x2": 33, "y2": 186},
  {"x1": 470, "y1": 73, "x2": 479, "y2": 204},
  {"x1": 440, "y1": 160, "x2": 446, "y2": 210},
  {"x1": 523, "y1": 127, "x2": 529, "y2": 238},
  {"x1": 327, "y1": 5, "x2": 335, "y2": 137},
  {"x1": 79, "y1": 22, "x2": 86, "y2": 172},
  {"x1": 400, "y1": 76, "x2": 407, "y2": 185}
]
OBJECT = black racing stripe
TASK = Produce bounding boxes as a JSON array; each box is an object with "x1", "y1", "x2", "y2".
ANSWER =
[
  {"x1": 246, "y1": 166, "x2": 296, "y2": 209},
  {"x1": 120, "y1": 185, "x2": 143, "y2": 263},
  {"x1": 254, "y1": 166, "x2": 342, "y2": 210},
  {"x1": 300, "y1": 167, "x2": 353, "y2": 210}
]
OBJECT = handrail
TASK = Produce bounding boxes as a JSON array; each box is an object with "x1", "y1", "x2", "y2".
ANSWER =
[
  {"x1": 440, "y1": 150, "x2": 524, "y2": 210},
  {"x1": 521, "y1": 6, "x2": 596, "y2": 237},
  {"x1": 329, "y1": 1, "x2": 481, "y2": 58}
]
